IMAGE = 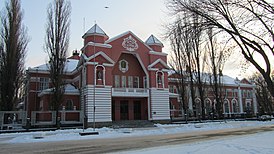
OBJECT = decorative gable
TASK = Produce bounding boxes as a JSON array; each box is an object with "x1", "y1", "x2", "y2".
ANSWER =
[
  {"x1": 83, "y1": 51, "x2": 115, "y2": 66},
  {"x1": 148, "y1": 59, "x2": 170, "y2": 71},
  {"x1": 122, "y1": 35, "x2": 138, "y2": 51},
  {"x1": 105, "y1": 31, "x2": 152, "y2": 51}
]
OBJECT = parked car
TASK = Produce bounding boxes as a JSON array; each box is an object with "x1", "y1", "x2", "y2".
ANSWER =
[{"x1": 258, "y1": 115, "x2": 272, "y2": 121}]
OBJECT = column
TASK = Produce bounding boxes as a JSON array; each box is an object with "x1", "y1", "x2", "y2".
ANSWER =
[{"x1": 238, "y1": 85, "x2": 243, "y2": 113}]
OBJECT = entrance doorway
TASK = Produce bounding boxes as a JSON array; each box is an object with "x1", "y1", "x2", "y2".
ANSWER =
[
  {"x1": 134, "y1": 101, "x2": 141, "y2": 120},
  {"x1": 120, "y1": 101, "x2": 129, "y2": 120}
]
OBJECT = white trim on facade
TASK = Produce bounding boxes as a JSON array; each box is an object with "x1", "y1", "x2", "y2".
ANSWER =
[
  {"x1": 81, "y1": 42, "x2": 112, "y2": 51},
  {"x1": 148, "y1": 58, "x2": 169, "y2": 70},
  {"x1": 149, "y1": 51, "x2": 168, "y2": 56}
]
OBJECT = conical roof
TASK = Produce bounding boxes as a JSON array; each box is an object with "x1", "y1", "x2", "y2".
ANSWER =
[
  {"x1": 145, "y1": 35, "x2": 163, "y2": 47},
  {"x1": 82, "y1": 24, "x2": 108, "y2": 38}
]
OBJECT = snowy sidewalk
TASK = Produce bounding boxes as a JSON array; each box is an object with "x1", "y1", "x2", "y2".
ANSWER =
[{"x1": 0, "y1": 120, "x2": 273, "y2": 144}]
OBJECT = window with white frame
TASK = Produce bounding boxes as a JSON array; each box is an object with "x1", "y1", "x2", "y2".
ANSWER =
[
  {"x1": 156, "y1": 71, "x2": 164, "y2": 88},
  {"x1": 39, "y1": 78, "x2": 49, "y2": 91},
  {"x1": 133, "y1": 76, "x2": 139, "y2": 88},
  {"x1": 114, "y1": 75, "x2": 120, "y2": 87},
  {"x1": 205, "y1": 99, "x2": 211, "y2": 114},
  {"x1": 157, "y1": 72, "x2": 163, "y2": 84},
  {"x1": 232, "y1": 99, "x2": 238, "y2": 113},
  {"x1": 121, "y1": 76, "x2": 127, "y2": 88},
  {"x1": 224, "y1": 100, "x2": 229, "y2": 113},
  {"x1": 119, "y1": 59, "x2": 128, "y2": 73},
  {"x1": 128, "y1": 76, "x2": 133, "y2": 88},
  {"x1": 143, "y1": 76, "x2": 147, "y2": 88}
]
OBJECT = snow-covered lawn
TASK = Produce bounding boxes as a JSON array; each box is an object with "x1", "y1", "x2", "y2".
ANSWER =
[{"x1": 0, "y1": 120, "x2": 273, "y2": 145}]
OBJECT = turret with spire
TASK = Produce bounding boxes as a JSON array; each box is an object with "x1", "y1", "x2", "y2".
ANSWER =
[
  {"x1": 82, "y1": 24, "x2": 109, "y2": 45},
  {"x1": 145, "y1": 34, "x2": 164, "y2": 52}
]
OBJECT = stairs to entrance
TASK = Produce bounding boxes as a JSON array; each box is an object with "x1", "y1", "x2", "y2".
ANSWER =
[{"x1": 112, "y1": 120, "x2": 155, "y2": 128}]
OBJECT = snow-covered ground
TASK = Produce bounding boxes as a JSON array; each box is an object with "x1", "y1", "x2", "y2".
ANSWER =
[
  {"x1": 119, "y1": 130, "x2": 274, "y2": 154},
  {"x1": 0, "y1": 120, "x2": 273, "y2": 145}
]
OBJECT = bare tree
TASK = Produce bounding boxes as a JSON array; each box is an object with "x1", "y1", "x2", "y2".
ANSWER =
[
  {"x1": 205, "y1": 28, "x2": 232, "y2": 118},
  {"x1": 168, "y1": 18, "x2": 189, "y2": 118},
  {"x1": 189, "y1": 14, "x2": 207, "y2": 119},
  {"x1": 0, "y1": 0, "x2": 28, "y2": 111},
  {"x1": 250, "y1": 72, "x2": 273, "y2": 115},
  {"x1": 45, "y1": 0, "x2": 71, "y2": 127},
  {"x1": 168, "y1": 0, "x2": 274, "y2": 97}
]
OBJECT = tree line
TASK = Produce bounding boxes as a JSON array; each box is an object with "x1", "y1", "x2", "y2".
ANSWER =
[
  {"x1": 166, "y1": 0, "x2": 274, "y2": 117},
  {"x1": 0, "y1": 0, "x2": 70, "y2": 127}
]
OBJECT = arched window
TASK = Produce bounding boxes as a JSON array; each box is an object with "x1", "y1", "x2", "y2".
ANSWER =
[
  {"x1": 204, "y1": 98, "x2": 212, "y2": 114},
  {"x1": 245, "y1": 102, "x2": 251, "y2": 112},
  {"x1": 156, "y1": 71, "x2": 164, "y2": 88},
  {"x1": 195, "y1": 98, "x2": 201, "y2": 113},
  {"x1": 232, "y1": 99, "x2": 238, "y2": 113},
  {"x1": 95, "y1": 65, "x2": 105, "y2": 85},
  {"x1": 66, "y1": 100, "x2": 73, "y2": 110},
  {"x1": 119, "y1": 59, "x2": 128, "y2": 73},
  {"x1": 224, "y1": 99, "x2": 230, "y2": 113}
]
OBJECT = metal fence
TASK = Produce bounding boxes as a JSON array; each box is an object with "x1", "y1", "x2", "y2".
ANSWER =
[{"x1": 1, "y1": 110, "x2": 83, "y2": 130}]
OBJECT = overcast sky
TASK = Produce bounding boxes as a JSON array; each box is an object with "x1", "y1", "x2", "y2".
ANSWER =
[{"x1": 1, "y1": 0, "x2": 262, "y2": 78}]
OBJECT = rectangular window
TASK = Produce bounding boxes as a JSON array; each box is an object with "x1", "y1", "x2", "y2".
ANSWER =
[
  {"x1": 66, "y1": 100, "x2": 73, "y2": 110},
  {"x1": 121, "y1": 76, "x2": 126, "y2": 88},
  {"x1": 39, "y1": 78, "x2": 49, "y2": 91},
  {"x1": 143, "y1": 76, "x2": 147, "y2": 88},
  {"x1": 133, "y1": 76, "x2": 139, "y2": 88},
  {"x1": 128, "y1": 76, "x2": 133, "y2": 88},
  {"x1": 114, "y1": 75, "x2": 120, "y2": 88}
]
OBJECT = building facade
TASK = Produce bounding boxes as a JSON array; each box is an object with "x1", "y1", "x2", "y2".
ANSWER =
[
  {"x1": 25, "y1": 24, "x2": 171, "y2": 124},
  {"x1": 168, "y1": 74, "x2": 258, "y2": 119},
  {"x1": 25, "y1": 24, "x2": 258, "y2": 125}
]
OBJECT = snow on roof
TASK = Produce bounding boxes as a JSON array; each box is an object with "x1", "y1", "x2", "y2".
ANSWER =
[
  {"x1": 38, "y1": 84, "x2": 80, "y2": 97},
  {"x1": 82, "y1": 24, "x2": 108, "y2": 38},
  {"x1": 168, "y1": 71, "x2": 251, "y2": 86},
  {"x1": 31, "y1": 59, "x2": 79, "y2": 73},
  {"x1": 65, "y1": 59, "x2": 79, "y2": 72},
  {"x1": 145, "y1": 35, "x2": 164, "y2": 47}
]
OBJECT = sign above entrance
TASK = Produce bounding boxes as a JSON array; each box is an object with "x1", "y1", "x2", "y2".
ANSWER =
[{"x1": 122, "y1": 35, "x2": 138, "y2": 51}]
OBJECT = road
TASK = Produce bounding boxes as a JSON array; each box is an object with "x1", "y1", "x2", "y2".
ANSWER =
[{"x1": 0, "y1": 125, "x2": 274, "y2": 154}]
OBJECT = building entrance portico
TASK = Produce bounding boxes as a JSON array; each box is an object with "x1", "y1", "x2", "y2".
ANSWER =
[{"x1": 112, "y1": 97, "x2": 148, "y2": 121}]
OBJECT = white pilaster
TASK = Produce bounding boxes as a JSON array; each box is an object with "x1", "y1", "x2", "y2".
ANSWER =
[
  {"x1": 238, "y1": 85, "x2": 243, "y2": 113},
  {"x1": 252, "y1": 84, "x2": 258, "y2": 115}
]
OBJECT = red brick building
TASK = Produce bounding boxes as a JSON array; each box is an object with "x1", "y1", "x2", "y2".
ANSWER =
[
  {"x1": 168, "y1": 73, "x2": 258, "y2": 119},
  {"x1": 25, "y1": 24, "x2": 171, "y2": 125},
  {"x1": 25, "y1": 24, "x2": 258, "y2": 125}
]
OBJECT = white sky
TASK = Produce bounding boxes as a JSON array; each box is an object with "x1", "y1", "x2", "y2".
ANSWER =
[
  {"x1": 1, "y1": 0, "x2": 266, "y2": 78},
  {"x1": 10, "y1": 0, "x2": 170, "y2": 68}
]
